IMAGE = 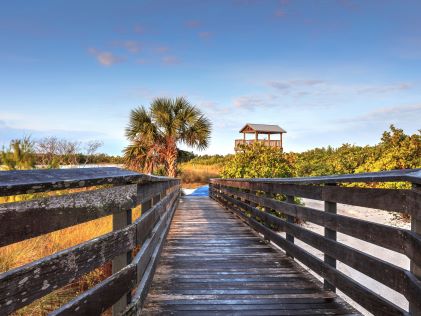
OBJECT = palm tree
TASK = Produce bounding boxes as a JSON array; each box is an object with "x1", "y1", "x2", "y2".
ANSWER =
[{"x1": 125, "y1": 97, "x2": 211, "y2": 177}]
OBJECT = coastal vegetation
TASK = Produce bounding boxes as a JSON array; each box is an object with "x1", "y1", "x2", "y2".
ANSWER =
[{"x1": 184, "y1": 125, "x2": 421, "y2": 185}]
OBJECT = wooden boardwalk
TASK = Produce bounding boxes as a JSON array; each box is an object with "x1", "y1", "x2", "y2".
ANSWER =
[{"x1": 142, "y1": 196, "x2": 357, "y2": 315}]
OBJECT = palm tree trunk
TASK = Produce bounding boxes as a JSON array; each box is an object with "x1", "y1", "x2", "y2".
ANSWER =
[{"x1": 166, "y1": 139, "x2": 178, "y2": 178}]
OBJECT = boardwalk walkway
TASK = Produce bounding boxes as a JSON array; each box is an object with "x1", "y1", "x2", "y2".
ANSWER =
[{"x1": 142, "y1": 196, "x2": 357, "y2": 315}]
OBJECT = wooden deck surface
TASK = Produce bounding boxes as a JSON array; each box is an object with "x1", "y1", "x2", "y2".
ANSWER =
[{"x1": 142, "y1": 196, "x2": 357, "y2": 315}]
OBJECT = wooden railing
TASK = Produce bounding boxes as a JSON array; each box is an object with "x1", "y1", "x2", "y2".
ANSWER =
[
  {"x1": 0, "y1": 167, "x2": 180, "y2": 315},
  {"x1": 234, "y1": 139, "x2": 282, "y2": 149},
  {"x1": 210, "y1": 169, "x2": 421, "y2": 316}
]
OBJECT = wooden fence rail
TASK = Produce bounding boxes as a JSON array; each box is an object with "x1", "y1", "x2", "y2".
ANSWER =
[
  {"x1": 210, "y1": 169, "x2": 421, "y2": 316},
  {"x1": 0, "y1": 167, "x2": 180, "y2": 315}
]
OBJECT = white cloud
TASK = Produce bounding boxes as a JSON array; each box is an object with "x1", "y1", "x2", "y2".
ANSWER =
[
  {"x1": 162, "y1": 56, "x2": 180, "y2": 64},
  {"x1": 233, "y1": 95, "x2": 278, "y2": 110},
  {"x1": 120, "y1": 40, "x2": 141, "y2": 53},
  {"x1": 356, "y1": 83, "x2": 412, "y2": 94},
  {"x1": 356, "y1": 103, "x2": 421, "y2": 121},
  {"x1": 88, "y1": 48, "x2": 125, "y2": 66}
]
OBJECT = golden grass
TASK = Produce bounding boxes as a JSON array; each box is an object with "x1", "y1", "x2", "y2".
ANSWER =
[{"x1": 179, "y1": 163, "x2": 222, "y2": 186}]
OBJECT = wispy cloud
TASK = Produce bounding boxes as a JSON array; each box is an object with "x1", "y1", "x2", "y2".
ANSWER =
[
  {"x1": 121, "y1": 40, "x2": 141, "y2": 53},
  {"x1": 155, "y1": 46, "x2": 169, "y2": 53},
  {"x1": 268, "y1": 80, "x2": 412, "y2": 96},
  {"x1": 233, "y1": 95, "x2": 278, "y2": 110},
  {"x1": 269, "y1": 79, "x2": 325, "y2": 90},
  {"x1": 357, "y1": 83, "x2": 412, "y2": 94},
  {"x1": 274, "y1": 9, "x2": 286, "y2": 17},
  {"x1": 134, "y1": 25, "x2": 145, "y2": 34},
  {"x1": 354, "y1": 103, "x2": 421, "y2": 122},
  {"x1": 268, "y1": 79, "x2": 325, "y2": 94},
  {"x1": 88, "y1": 48, "x2": 125, "y2": 66},
  {"x1": 112, "y1": 40, "x2": 141, "y2": 53},
  {"x1": 199, "y1": 32, "x2": 213, "y2": 39},
  {"x1": 185, "y1": 20, "x2": 201, "y2": 28},
  {"x1": 136, "y1": 58, "x2": 147, "y2": 65},
  {"x1": 162, "y1": 56, "x2": 180, "y2": 65}
]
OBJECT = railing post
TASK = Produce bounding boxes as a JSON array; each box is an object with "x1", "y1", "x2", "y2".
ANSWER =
[
  {"x1": 324, "y1": 183, "x2": 337, "y2": 292},
  {"x1": 285, "y1": 195, "x2": 294, "y2": 258},
  {"x1": 112, "y1": 208, "x2": 132, "y2": 315},
  {"x1": 410, "y1": 183, "x2": 420, "y2": 314}
]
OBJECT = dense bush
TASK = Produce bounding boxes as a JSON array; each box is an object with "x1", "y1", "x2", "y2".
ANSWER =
[
  {"x1": 295, "y1": 125, "x2": 421, "y2": 180},
  {"x1": 222, "y1": 142, "x2": 295, "y2": 178}
]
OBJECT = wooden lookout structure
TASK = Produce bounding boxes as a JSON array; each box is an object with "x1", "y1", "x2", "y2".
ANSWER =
[
  {"x1": 0, "y1": 167, "x2": 420, "y2": 315},
  {"x1": 235, "y1": 123, "x2": 287, "y2": 151}
]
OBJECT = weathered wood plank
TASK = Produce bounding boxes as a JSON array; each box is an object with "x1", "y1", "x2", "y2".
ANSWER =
[
  {"x1": 0, "y1": 167, "x2": 175, "y2": 197},
  {"x1": 210, "y1": 168, "x2": 421, "y2": 185}
]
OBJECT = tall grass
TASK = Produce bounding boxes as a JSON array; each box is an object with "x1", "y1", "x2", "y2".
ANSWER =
[{"x1": 179, "y1": 162, "x2": 223, "y2": 187}]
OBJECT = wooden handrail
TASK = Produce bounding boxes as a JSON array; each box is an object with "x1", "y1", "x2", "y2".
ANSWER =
[
  {"x1": 210, "y1": 169, "x2": 421, "y2": 315},
  {"x1": 0, "y1": 168, "x2": 180, "y2": 315}
]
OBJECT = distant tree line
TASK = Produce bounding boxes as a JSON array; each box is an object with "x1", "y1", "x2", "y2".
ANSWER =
[{"x1": 0, "y1": 136, "x2": 124, "y2": 170}]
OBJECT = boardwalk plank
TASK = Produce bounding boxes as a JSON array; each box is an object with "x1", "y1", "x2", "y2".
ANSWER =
[{"x1": 141, "y1": 196, "x2": 357, "y2": 315}]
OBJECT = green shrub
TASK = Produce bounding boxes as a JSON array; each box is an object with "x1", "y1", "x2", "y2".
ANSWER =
[{"x1": 222, "y1": 143, "x2": 294, "y2": 179}]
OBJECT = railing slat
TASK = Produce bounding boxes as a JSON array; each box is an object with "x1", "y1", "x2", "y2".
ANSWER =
[
  {"x1": 216, "y1": 168, "x2": 421, "y2": 185},
  {"x1": 410, "y1": 183, "x2": 421, "y2": 315},
  {"x1": 0, "y1": 167, "x2": 157, "y2": 197},
  {"x1": 285, "y1": 195, "x2": 295, "y2": 258},
  {"x1": 112, "y1": 208, "x2": 133, "y2": 315},
  {"x1": 324, "y1": 183, "x2": 337, "y2": 292}
]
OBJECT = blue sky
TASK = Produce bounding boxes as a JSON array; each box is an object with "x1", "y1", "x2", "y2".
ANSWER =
[{"x1": 1, "y1": 0, "x2": 420, "y2": 155}]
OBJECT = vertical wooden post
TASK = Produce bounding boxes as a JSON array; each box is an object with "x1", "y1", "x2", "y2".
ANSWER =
[
  {"x1": 112, "y1": 208, "x2": 132, "y2": 315},
  {"x1": 152, "y1": 192, "x2": 161, "y2": 205},
  {"x1": 285, "y1": 195, "x2": 294, "y2": 258},
  {"x1": 324, "y1": 183, "x2": 337, "y2": 292},
  {"x1": 268, "y1": 133, "x2": 271, "y2": 146},
  {"x1": 410, "y1": 183, "x2": 420, "y2": 314},
  {"x1": 280, "y1": 133, "x2": 283, "y2": 150},
  {"x1": 255, "y1": 131, "x2": 258, "y2": 141}
]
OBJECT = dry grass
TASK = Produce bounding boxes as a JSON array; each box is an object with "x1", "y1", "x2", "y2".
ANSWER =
[
  {"x1": 179, "y1": 163, "x2": 222, "y2": 186},
  {"x1": 0, "y1": 191, "x2": 141, "y2": 315}
]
